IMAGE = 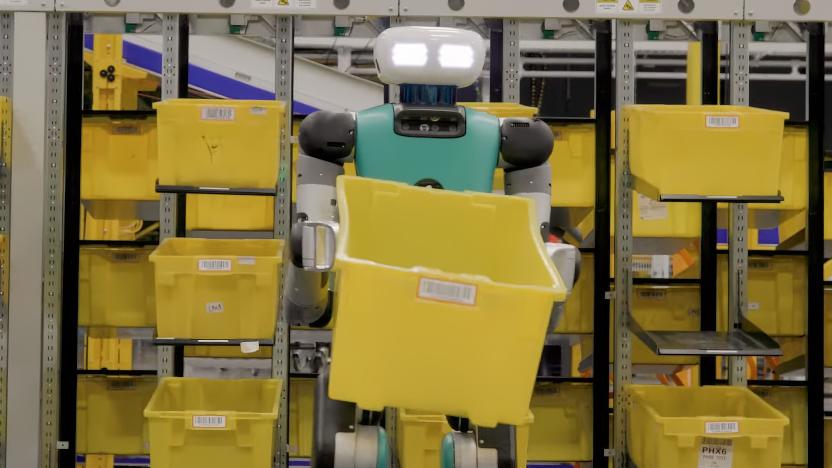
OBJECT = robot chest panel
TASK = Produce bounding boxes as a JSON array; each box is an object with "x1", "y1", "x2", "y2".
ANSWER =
[{"x1": 354, "y1": 108, "x2": 501, "y2": 193}]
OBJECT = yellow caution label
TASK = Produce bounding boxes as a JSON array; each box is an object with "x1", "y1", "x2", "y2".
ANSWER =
[{"x1": 623, "y1": 0, "x2": 635, "y2": 11}]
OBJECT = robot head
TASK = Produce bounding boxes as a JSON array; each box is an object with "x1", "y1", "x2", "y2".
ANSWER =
[{"x1": 374, "y1": 27, "x2": 486, "y2": 88}]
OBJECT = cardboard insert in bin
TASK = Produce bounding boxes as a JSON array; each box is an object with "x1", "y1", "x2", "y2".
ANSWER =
[{"x1": 328, "y1": 176, "x2": 567, "y2": 427}]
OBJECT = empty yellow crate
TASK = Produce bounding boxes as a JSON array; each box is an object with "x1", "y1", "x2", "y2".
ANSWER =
[
  {"x1": 753, "y1": 386, "x2": 806, "y2": 465},
  {"x1": 750, "y1": 125, "x2": 807, "y2": 211},
  {"x1": 528, "y1": 383, "x2": 592, "y2": 462},
  {"x1": 154, "y1": 99, "x2": 284, "y2": 189},
  {"x1": 81, "y1": 115, "x2": 158, "y2": 201},
  {"x1": 184, "y1": 345, "x2": 272, "y2": 359},
  {"x1": 329, "y1": 176, "x2": 566, "y2": 427},
  {"x1": 555, "y1": 253, "x2": 593, "y2": 334},
  {"x1": 77, "y1": 376, "x2": 156, "y2": 454},
  {"x1": 81, "y1": 208, "x2": 143, "y2": 241},
  {"x1": 144, "y1": 378, "x2": 281, "y2": 468},
  {"x1": 289, "y1": 378, "x2": 315, "y2": 457},
  {"x1": 628, "y1": 385, "x2": 789, "y2": 468},
  {"x1": 79, "y1": 246, "x2": 156, "y2": 328},
  {"x1": 397, "y1": 409, "x2": 532, "y2": 468},
  {"x1": 717, "y1": 256, "x2": 806, "y2": 336},
  {"x1": 149, "y1": 238, "x2": 284, "y2": 339},
  {"x1": 187, "y1": 195, "x2": 274, "y2": 231},
  {"x1": 626, "y1": 105, "x2": 788, "y2": 199}
]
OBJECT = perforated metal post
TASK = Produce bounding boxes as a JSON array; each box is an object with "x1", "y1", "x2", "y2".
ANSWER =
[
  {"x1": 727, "y1": 21, "x2": 751, "y2": 387},
  {"x1": 272, "y1": 15, "x2": 293, "y2": 468},
  {"x1": 41, "y1": 12, "x2": 66, "y2": 468},
  {"x1": 613, "y1": 19, "x2": 635, "y2": 468},
  {"x1": 0, "y1": 12, "x2": 12, "y2": 467},
  {"x1": 156, "y1": 14, "x2": 184, "y2": 378},
  {"x1": 502, "y1": 19, "x2": 520, "y2": 104}
]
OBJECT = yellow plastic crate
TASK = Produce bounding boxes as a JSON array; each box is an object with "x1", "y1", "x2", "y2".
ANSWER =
[
  {"x1": 144, "y1": 378, "x2": 281, "y2": 468},
  {"x1": 154, "y1": 99, "x2": 284, "y2": 189},
  {"x1": 149, "y1": 238, "x2": 284, "y2": 339},
  {"x1": 555, "y1": 253, "x2": 593, "y2": 333},
  {"x1": 527, "y1": 383, "x2": 592, "y2": 462},
  {"x1": 752, "y1": 386, "x2": 806, "y2": 465},
  {"x1": 81, "y1": 115, "x2": 158, "y2": 201},
  {"x1": 81, "y1": 209, "x2": 143, "y2": 241},
  {"x1": 186, "y1": 195, "x2": 274, "y2": 231},
  {"x1": 717, "y1": 256, "x2": 806, "y2": 336},
  {"x1": 289, "y1": 378, "x2": 315, "y2": 457},
  {"x1": 184, "y1": 345, "x2": 272, "y2": 359},
  {"x1": 750, "y1": 125, "x2": 807, "y2": 211},
  {"x1": 77, "y1": 376, "x2": 156, "y2": 454},
  {"x1": 397, "y1": 409, "x2": 532, "y2": 468},
  {"x1": 626, "y1": 105, "x2": 788, "y2": 199},
  {"x1": 628, "y1": 385, "x2": 789, "y2": 468},
  {"x1": 79, "y1": 246, "x2": 156, "y2": 328},
  {"x1": 549, "y1": 122, "x2": 595, "y2": 208},
  {"x1": 329, "y1": 176, "x2": 567, "y2": 427}
]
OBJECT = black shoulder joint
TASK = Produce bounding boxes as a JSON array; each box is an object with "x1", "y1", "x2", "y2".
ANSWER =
[
  {"x1": 299, "y1": 111, "x2": 356, "y2": 162},
  {"x1": 500, "y1": 118, "x2": 554, "y2": 169}
]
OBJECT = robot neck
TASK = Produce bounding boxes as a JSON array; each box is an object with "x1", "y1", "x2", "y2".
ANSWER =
[{"x1": 399, "y1": 84, "x2": 457, "y2": 106}]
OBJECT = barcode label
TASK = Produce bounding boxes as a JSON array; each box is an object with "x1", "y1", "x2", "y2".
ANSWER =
[
  {"x1": 706, "y1": 115, "x2": 740, "y2": 128},
  {"x1": 705, "y1": 421, "x2": 739, "y2": 434},
  {"x1": 193, "y1": 415, "x2": 226, "y2": 429},
  {"x1": 418, "y1": 278, "x2": 477, "y2": 306},
  {"x1": 637, "y1": 193, "x2": 669, "y2": 221},
  {"x1": 297, "y1": 0, "x2": 315, "y2": 7},
  {"x1": 699, "y1": 438, "x2": 733, "y2": 468},
  {"x1": 748, "y1": 302, "x2": 760, "y2": 311},
  {"x1": 206, "y1": 302, "x2": 224, "y2": 314},
  {"x1": 112, "y1": 125, "x2": 140, "y2": 135},
  {"x1": 749, "y1": 260, "x2": 772, "y2": 270},
  {"x1": 111, "y1": 252, "x2": 139, "y2": 263},
  {"x1": 200, "y1": 107, "x2": 235, "y2": 121},
  {"x1": 198, "y1": 259, "x2": 232, "y2": 272}
]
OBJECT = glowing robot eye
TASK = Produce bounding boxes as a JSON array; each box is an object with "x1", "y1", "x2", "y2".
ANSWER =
[
  {"x1": 391, "y1": 43, "x2": 428, "y2": 67},
  {"x1": 438, "y1": 44, "x2": 475, "y2": 69}
]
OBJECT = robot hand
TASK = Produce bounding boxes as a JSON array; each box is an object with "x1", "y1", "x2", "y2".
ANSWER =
[
  {"x1": 290, "y1": 219, "x2": 339, "y2": 272},
  {"x1": 545, "y1": 242, "x2": 580, "y2": 333}
]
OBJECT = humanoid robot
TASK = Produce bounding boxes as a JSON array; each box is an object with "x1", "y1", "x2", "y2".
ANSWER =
[{"x1": 286, "y1": 26, "x2": 579, "y2": 468}]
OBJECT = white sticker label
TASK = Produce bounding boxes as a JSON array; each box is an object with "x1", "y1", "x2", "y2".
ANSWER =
[
  {"x1": 296, "y1": 0, "x2": 316, "y2": 7},
  {"x1": 748, "y1": 302, "x2": 760, "y2": 311},
  {"x1": 650, "y1": 255, "x2": 672, "y2": 279},
  {"x1": 198, "y1": 259, "x2": 232, "y2": 272},
  {"x1": 193, "y1": 415, "x2": 226, "y2": 429},
  {"x1": 250, "y1": 107, "x2": 267, "y2": 116},
  {"x1": 705, "y1": 421, "x2": 739, "y2": 434},
  {"x1": 238, "y1": 257, "x2": 256, "y2": 265},
  {"x1": 698, "y1": 438, "x2": 733, "y2": 468},
  {"x1": 418, "y1": 278, "x2": 477, "y2": 306},
  {"x1": 0, "y1": 0, "x2": 28, "y2": 5},
  {"x1": 251, "y1": 0, "x2": 314, "y2": 7},
  {"x1": 596, "y1": 0, "x2": 617, "y2": 12},
  {"x1": 637, "y1": 193, "x2": 669, "y2": 221},
  {"x1": 597, "y1": 0, "x2": 661, "y2": 13},
  {"x1": 240, "y1": 341, "x2": 260, "y2": 354},
  {"x1": 206, "y1": 302, "x2": 224, "y2": 314},
  {"x1": 707, "y1": 115, "x2": 740, "y2": 128},
  {"x1": 639, "y1": 0, "x2": 661, "y2": 13},
  {"x1": 200, "y1": 107, "x2": 235, "y2": 121}
]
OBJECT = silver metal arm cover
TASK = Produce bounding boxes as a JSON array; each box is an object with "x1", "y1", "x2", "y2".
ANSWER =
[
  {"x1": 503, "y1": 163, "x2": 552, "y2": 237},
  {"x1": 285, "y1": 154, "x2": 344, "y2": 326}
]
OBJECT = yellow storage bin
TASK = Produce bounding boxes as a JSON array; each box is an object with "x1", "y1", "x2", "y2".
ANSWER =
[
  {"x1": 527, "y1": 383, "x2": 592, "y2": 462},
  {"x1": 749, "y1": 125, "x2": 807, "y2": 211},
  {"x1": 184, "y1": 345, "x2": 272, "y2": 359},
  {"x1": 628, "y1": 385, "x2": 789, "y2": 468},
  {"x1": 289, "y1": 378, "x2": 315, "y2": 457},
  {"x1": 149, "y1": 238, "x2": 284, "y2": 339},
  {"x1": 186, "y1": 195, "x2": 274, "y2": 231},
  {"x1": 549, "y1": 122, "x2": 596, "y2": 208},
  {"x1": 717, "y1": 256, "x2": 806, "y2": 336},
  {"x1": 81, "y1": 115, "x2": 158, "y2": 201},
  {"x1": 329, "y1": 176, "x2": 566, "y2": 427},
  {"x1": 626, "y1": 105, "x2": 788, "y2": 199},
  {"x1": 459, "y1": 102, "x2": 538, "y2": 119},
  {"x1": 397, "y1": 409, "x2": 532, "y2": 468},
  {"x1": 144, "y1": 378, "x2": 281, "y2": 468},
  {"x1": 752, "y1": 386, "x2": 806, "y2": 465},
  {"x1": 555, "y1": 253, "x2": 593, "y2": 333},
  {"x1": 79, "y1": 246, "x2": 156, "y2": 328},
  {"x1": 81, "y1": 209, "x2": 143, "y2": 241},
  {"x1": 154, "y1": 99, "x2": 284, "y2": 189},
  {"x1": 77, "y1": 376, "x2": 156, "y2": 454}
]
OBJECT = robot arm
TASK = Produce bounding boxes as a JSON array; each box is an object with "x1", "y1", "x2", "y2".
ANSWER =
[
  {"x1": 500, "y1": 118, "x2": 579, "y2": 299},
  {"x1": 285, "y1": 111, "x2": 355, "y2": 327}
]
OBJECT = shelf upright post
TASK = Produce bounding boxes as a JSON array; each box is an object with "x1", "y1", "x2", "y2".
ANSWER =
[
  {"x1": 272, "y1": 14, "x2": 293, "y2": 468},
  {"x1": 502, "y1": 19, "x2": 520, "y2": 104},
  {"x1": 40, "y1": 11, "x2": 68, "y2": 468},
  {"x1": 727, "y1": 21, "x2": 751, "y2": 387},
  {"x1": 157, "y1": 14, "x2": 188, "y2": 378},
  {"x1": 592, "y1": 19, "x2": 612, "y2": 467},
  {"x1": 806, "y1": 21, "x2": 825, "y2": 468},
  {"x1": 612, "y1": 19, "x2": 636, "y2": 468}
]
